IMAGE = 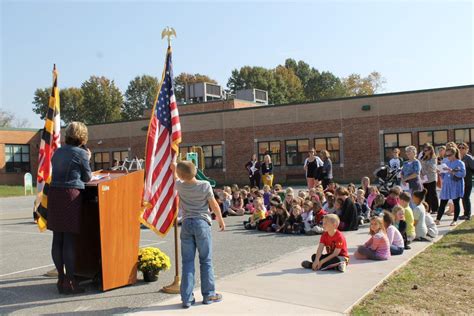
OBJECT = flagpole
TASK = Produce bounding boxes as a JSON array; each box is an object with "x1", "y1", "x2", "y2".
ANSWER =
[{"x1": 161, "y1": 26, "x2": 180, "y2": 295}]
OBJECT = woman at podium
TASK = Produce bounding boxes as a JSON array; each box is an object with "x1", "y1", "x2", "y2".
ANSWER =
[{"x1": 47, "y1": 122, "x2": 92, "y2": 294}]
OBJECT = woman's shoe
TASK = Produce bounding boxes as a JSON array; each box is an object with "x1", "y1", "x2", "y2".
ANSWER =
[
  {"x1": 450, "y1": 221, "x2": 457, "y2": 226},
  {"x1": 56, "y1": 275, "x2": 65, "y2": 294},
  {"x1": 63, "y1": 278, "x2": 85, "y2": 294},
  {"x1": 435, "y1": 220, "x2": 440, "y2": 225}
]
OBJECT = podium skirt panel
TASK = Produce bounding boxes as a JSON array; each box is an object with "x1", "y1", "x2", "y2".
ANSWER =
[{"x1": 47, "y1": 187, "x2": 83, "y2": 234}]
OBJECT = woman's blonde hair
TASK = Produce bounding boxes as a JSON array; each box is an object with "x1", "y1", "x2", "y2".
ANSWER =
[
  {"x1": 320, "y1": 150, "x2": 330, "y2": 159},
  {"x1": 405, "y1": 145, "x2": 417, "y2": 155},
  {"x1": 65, "y1": 122, "x2": 88, "y2": 146},
  {"x1": 264, "y1": 154, "x2": 272, "y2": 164}
]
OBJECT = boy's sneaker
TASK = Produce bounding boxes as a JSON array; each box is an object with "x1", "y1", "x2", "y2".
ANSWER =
[
  {"x1": 301, "y1": 260, "x2": 312, "y2": 269},
  {"x1": 182, "y1": 297, "x2": 196, "y2": 309},
  {"x1": 203, "y1": 293, "x2": 222, "y2": 305},
  {"x1": 337, "y1": 261, "x2": 346, "y2": 272}
]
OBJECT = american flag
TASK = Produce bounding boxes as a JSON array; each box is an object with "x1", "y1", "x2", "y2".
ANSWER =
[{"x1": 142, "y1": 47, "x2": 181, "y2": 236}]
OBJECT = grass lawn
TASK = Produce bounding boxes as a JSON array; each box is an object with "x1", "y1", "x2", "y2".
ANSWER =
[
  {"x1": 0, "y1": 185, "x2": 36, "y2": 197},
  {"x1": 352, "y1": 219, "x2": 474, "y2": 315}
]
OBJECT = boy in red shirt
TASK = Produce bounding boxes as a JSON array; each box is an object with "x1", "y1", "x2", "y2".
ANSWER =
[{"x1": 301, "y1": 214, "x2": 349, "y2": 272}]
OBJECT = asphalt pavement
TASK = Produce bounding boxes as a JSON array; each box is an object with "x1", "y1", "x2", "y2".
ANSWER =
[{"x1": 0, "y1": 192, "x2": 319, "y2": 315}]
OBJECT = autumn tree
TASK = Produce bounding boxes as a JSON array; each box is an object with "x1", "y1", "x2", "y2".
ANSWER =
[
  {"x1": 342, "y1": 71, "x2": 386, "y2": 96},
  {"x1": 81, "y1": 76, "x2": 123, "y2": 124},
  {"x1": 122, "y1": 75, "x2": 159, "y2": 120},
  {"x1": 32, "y1": 87, "x2": 84, "y2": 123}
]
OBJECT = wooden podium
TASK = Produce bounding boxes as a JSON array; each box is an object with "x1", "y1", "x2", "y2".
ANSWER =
[{"x1": 76, "y1": 170, "x2": 144, "y2": 291}]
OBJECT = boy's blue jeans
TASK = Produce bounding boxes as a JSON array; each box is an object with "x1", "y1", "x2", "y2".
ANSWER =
[{"x1": 180, "y1": 218, "x2": 216, "y2": 304}]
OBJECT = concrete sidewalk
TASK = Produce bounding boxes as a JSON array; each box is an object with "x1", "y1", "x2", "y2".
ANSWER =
[{"x1": 130, "y1": 216, "x2": 461, "y2": 316}]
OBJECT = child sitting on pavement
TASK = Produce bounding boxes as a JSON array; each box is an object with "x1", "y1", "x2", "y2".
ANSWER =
[
  {"x1": 412, "y1": 189, "x2": 430, "y2": 241},
  {"x1": 371, "y1": 194, "x2": 386, "y2": 217},
  {"x1": 301, "y1": 214, "x2": 349, "y2": 272},
  {"x1": 392, "y1": 205, "x2": 411, "y2": 250},
  {"x1": 355, "y1": 189, "x2": 370, "y2": 224},
  {"x1": 302, "y1": 200, "x2": 315, "y2": 233},
  {"x1": 243, "y1": 197, "x2": 266, "y2": 230},
  {"x1": 399, "y1": 192, "x2": 416, "y2": 243},
  {"x1": 228, "y1": 190, "x2": 245, "y2": 216},
  {"x1": 354, "y1": 216, "x2": 391, "y2": 261},
  {"x1": 383, "y1": 211, "x2": 404, "y2": 255},
  {"x1": 281, "y1": 204, "x2": 304, "y2": 234},
  {"x1": 306, "y1": 199, "x2": 326, "y2": 235}
]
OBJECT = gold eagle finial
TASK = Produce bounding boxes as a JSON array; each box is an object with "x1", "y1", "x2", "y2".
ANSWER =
[{"x1": 161, "y1": 27, "x2": 177, "y2": 46}]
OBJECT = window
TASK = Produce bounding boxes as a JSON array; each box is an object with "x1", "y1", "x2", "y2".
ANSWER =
[
  {"x1": 257, "y1": 141, "x2": 281, "y2": 166},
  {"x1": 418, "y1": 130, "x2": 448, "y2": 152},
  {"x1": 455, "y1": 128, "x2": 474, "y2": 153},
  {"x1": 383, "y1": 133, "x2": 412, "y2": 161},
  {"x1": 5, "y1": 144, "x2": 30, "y2": 173},
  {"x1": 202, "y1": 145, "x2": 223, "y2": 169},
  {"x1": 285, "y1": 139, "x2": 309, "y2": 166},
  {"x1": 112, "y1": 150, "x2": 129, "y2": 166},
  {"x1": 94, "y1": 152, "x2": 110, "y2": 171},
  {"x1": 314, "y1": 137, "x2": 340, "y2": 163}
]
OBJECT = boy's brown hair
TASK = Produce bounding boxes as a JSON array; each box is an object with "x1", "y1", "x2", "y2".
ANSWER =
[
  {"x1": 399, "y1": 192, "x2": 411, "y2": 202},
  {"x1": 176, "y1": 161, "x2": 197, "y2": 181}
]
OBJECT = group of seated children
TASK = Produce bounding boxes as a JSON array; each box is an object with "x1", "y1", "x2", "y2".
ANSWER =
[{"x1": 301, "y1": 187, "x2": 439, "y2": 273}]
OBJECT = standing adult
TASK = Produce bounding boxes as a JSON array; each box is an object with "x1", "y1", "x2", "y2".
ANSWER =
[
  {"x1": 320, "y1": 150, "x2": 333, "y2": 189},
  {"x1": 245, "y1": 154, "x2": 261, "y2": 188},
  {"x1": 261, "y1": 154, "x2": 274, "y2": 188},
  {"x1": 436, "y1": 147, "x2": 466, "y2": 226},
  {"x1": 420, "y1": 144, "x2": 439, "y2": 214},
  {"x1": 401, "y1": 146, "x2": 423, "y2": 196},
  {"x1": 304, "y1": 148, "x2": 323, "y2": 189},
  {"x1": 459, "y1": 142, "x2": 474, "y2": 220},
  {"x1": 47, "y1": 122, "x2": 92, "y2": 294}
]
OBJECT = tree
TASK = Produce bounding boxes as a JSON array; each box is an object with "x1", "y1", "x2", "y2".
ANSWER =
[
  {"x1": 273, "y1": 65, "x2": 304, "y2": 103},
  {"x1": 0, "y1": 109, "x2": 29, "y2": 128},
  {"x1": 227, "y1": 66, "x2": 304, "y2": 104},
  {"x1": 306, "y1": 70, "x2": 346, "y2": 100},
  {"x1": 174, "y1": 73, "x2": 218, "y2": 101},
  {"x1": 342, "y1": 71, "x2": 386, "y2": 96},
  {"x1": 81, "y1": 76, "x2": 123, "y2": 124},
  {"x1": 122, "y1": 75, "x2": 159, "y2": 120},
  {"x1": 32, "y1": 87, "x2": 84, "y2": 124}
]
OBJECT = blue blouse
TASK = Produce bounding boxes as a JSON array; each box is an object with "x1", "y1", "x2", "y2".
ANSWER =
[
  {"x1": 401, "y1": 159, "x2": 421, "y2": 178},
  {"x1": 440, "y1": 159, "x2": 466, "y2": 200}
]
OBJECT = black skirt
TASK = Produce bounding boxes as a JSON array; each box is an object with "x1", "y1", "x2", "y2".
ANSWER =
[{"x1": 47, "y1": 187, "x2": 82, "y2": 234}]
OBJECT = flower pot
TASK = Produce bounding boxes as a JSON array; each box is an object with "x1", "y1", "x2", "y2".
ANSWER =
[{"x1": 143, "y1": 271, "x2": 158, "y2": 282}]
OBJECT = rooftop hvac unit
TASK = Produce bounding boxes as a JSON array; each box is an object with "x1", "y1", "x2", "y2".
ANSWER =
[
  {"x1": 235, "y1": 88, "x2": 268, "y2": 105},
  {"x1": 184, "y1": 82, "x2": 223, "y2": 103}
]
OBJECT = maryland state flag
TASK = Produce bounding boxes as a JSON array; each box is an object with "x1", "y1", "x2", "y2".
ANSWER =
[{"x1": 34, "y1": 64, "x2": 61, "y2": 232}]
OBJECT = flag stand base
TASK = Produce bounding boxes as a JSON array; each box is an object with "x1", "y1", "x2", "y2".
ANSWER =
[{"x1": 162, "y1": 276, "x2": 180, "y2": 294}]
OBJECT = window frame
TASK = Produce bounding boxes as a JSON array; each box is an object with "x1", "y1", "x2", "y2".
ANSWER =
[
  {"x1": 257, "y1": 141, "x2": 281, "y2": 166},
  {"x1": 383, "y1": 132, "x2": 413, "y2": 162},
  {"x1": 417, "y1": 129, "x2": 448, "y2": 152},
  {"x1": 4, "y1": 144, "x2": 30, "y2": 173},
  {"x1": 201, "y1": 144, "x2": 223, "y2": 170},
  {"x1": 314, "y1": 137, "x2": 340, "y2": 164},
  {"x1": 93, "y1": 151, "x2": 110, "y2": 171},
  {"x1": 112, "y1": 150, "x2": 129, "y2": 165},
  {"x1": 285, "y1": 138, "x2": 309, "y2": 166},
  {"x1": 454, "y1": 128, "x2": 474, "y2": 154}
]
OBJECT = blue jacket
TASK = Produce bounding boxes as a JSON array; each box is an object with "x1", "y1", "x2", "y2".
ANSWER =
[{"x1": 51, "y1": 145, "x2": 92, "y2": 189}]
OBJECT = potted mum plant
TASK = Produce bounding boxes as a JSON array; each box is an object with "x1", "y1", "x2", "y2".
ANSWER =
[{"x1": 138, "y1": 247, "x2": 171, "y2": 282}]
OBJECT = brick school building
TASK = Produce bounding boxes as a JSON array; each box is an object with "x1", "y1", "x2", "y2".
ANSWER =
[{"x1": 1, "y1": 85, "x2": 473, "y2": 186}]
